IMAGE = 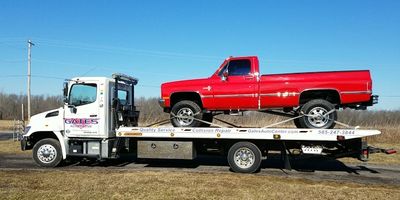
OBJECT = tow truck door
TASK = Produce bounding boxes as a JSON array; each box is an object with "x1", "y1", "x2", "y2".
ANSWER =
[{"x1": 64, "y1": 82, "x2": 102, "y2": 138}]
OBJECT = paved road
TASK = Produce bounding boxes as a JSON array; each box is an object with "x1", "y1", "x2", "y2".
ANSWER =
[
  {"x1": 0, "y1": 132, "x2": 14, "y2": 140},
  {"x1": 1, "y1": 150, "x2": 399, "y2": 186}
]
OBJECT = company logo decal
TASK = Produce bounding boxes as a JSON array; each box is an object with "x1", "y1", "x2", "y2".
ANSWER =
[{"x1": 64, "y1": 118, "x2": 99, "y2": 129}]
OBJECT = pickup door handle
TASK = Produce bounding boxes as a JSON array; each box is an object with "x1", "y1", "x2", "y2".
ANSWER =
[
  {"x1": 244, "y1": 76, "x2": 254, "y2": 80},
  {"x1": 90, "y1": 114, "x2": 97, "y2": 117}
]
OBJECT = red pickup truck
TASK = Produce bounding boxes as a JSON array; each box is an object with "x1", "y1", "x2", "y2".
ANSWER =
[{"x1": 159, "y1": 56, "x2": 378, "y2": 129}]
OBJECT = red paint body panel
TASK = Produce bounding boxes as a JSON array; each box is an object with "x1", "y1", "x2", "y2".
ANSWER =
[{"x1": 160, "y1": 56, "x2": 374, "y2": 111}]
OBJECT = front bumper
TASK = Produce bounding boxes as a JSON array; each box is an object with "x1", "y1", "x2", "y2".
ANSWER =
[
  {"x1": 158, "y1": 98, "x2": 165, "y2": 108},
  {"x1": 20, "y1": 136, "x2": 29, "y2": 151}
]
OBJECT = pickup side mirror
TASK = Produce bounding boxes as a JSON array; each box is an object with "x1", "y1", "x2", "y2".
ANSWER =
[
  {"x1": 63, "y1": 82, "x2": 69, "y2": 103},
  {"x1": 221, "y1": 71, "x2": 229, "y2": 81}
]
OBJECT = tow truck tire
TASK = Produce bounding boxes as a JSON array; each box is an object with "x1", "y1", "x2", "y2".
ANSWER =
[
  {"x1": 32, "y1": 138, "x2": 62, "y2": 167},
  {"x1": 298, "y1": 99, "x2": 337, "y2": 129},
  {"x1": 171, "y1": 100, "x2": 203, "y2": 127},
  {"x1": 228, "y1": 142, "x2": 262, "y2": 173}
]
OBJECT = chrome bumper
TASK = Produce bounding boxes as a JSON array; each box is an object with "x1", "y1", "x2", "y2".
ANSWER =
[{"x1": 158, "y1": 99, "x2": 165, "y2": 108}]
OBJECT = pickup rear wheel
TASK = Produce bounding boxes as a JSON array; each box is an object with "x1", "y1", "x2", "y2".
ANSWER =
[
  {"x1": 298, "y1": 99, "x2": 337, "y2": 129},
  {"x1": 293, "y1": 114, "x2": 302, "y2": 128},
  {"x1": 171, "y1": 100, "x2": 203, "y2": 127}
]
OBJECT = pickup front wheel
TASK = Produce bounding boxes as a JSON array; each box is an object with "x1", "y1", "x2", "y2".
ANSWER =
[
  {"x1": 171, "y1": 100, "x2": 203, "y2": 127},
  {"x1": 298, "y1": 99, "x2": 337, "y2": 129}
]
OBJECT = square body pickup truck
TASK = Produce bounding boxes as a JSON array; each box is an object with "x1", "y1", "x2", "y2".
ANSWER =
[{"x1": 160, "y1": 56, "x2": 378, "y2": 129}]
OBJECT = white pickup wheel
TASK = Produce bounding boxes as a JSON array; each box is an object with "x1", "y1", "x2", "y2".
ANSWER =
[
  {"x1": 32, "y1": 138, "x2": 62, "y2": 167},
  {"x1": 227, "y1": 142, "x2": 262, "y2": 173}
]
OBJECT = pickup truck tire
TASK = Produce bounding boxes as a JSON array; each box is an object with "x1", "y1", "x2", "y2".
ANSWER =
[
  {"x1": 201, "y1": 113, "x2": 213, "y2": 127},
  {"x1": 228, "y1": 142, "x2": 262, "y2": 173},
  {"x1": 32, "y1": 138, "x2": 62, "y2": 167},
  {"x1": 171, "y1": 100, "x2": 203, "y2": 127},
  {"x1": 293, "y1": 114, "x2": 302, "y2": 128},
  {"x1": 298, "y1": 99, "x2": 337, "y2": 129}
]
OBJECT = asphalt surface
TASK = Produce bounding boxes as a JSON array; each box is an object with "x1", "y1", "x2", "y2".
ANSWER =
[
  {"x1": 1, "y1": 132, "x2": 399, "y2": 186},
  {"x1": 0, "y1": 131, "x2": 15, "y2": 140}
]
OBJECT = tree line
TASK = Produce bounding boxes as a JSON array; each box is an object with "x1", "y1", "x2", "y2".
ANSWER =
[
  {"x1": 0, "y1": 92, "x2": 62, "y2": 120},
  {"x1": 0, "y1": 92, "x2": 167, "y2": 122}
]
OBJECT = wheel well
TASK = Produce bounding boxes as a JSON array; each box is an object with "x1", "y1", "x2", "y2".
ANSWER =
[
  {"x1": 170, "y1": 92, "x2": 203, "y2": 108},
  {"x1": 299, "y1": 90, "x2": 341, "y2": 105},
  {"x1": 26, "y1": 131, "x2": 59, "y2": 150}
]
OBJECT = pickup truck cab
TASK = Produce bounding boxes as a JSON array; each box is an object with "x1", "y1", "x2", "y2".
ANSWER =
[{"x1": 160, "y1": 56, "x2": 378, "y2": 129}]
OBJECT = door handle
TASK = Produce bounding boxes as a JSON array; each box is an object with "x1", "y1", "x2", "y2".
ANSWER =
[
  {"x1": 90, "y1": 115, "x2": 97, "y2": 117},
  {"x1": 245, "y1": 76, "x2": 254, "y2": 80}
]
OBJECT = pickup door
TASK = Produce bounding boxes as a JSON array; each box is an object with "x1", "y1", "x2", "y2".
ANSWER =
[{"x1": 211, "y1": 58, "x2": 258, "y2": 110}]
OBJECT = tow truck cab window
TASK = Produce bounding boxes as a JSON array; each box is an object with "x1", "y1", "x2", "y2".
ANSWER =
[
  {"x1": 218, "y1": 59, "x2": 251, "y2": 76},
  {"x1": 69, "y1": 84, "x2": 97, "y2": 106},
  {"x1": 118, "y1": 90, "x2": 128, "y2": 105}
]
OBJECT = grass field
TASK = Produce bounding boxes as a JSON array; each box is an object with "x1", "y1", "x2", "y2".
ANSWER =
[
  {"x1": 1, "y1": 109, "x2": 399, "y2": 200},
  {"x1": 0, "y1": 169, "x2": 399, "y2": 200},
  {"x1": 0, "y1": 120, "x2": 14, "y2": 131},
  {"x1": 1, "y1": 132, "x2": 399, "y2": 199}
]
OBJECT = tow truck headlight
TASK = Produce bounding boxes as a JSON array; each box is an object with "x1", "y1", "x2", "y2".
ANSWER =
[{"x1": 24, "y1": 126, "x2": 31, "y2": 134}]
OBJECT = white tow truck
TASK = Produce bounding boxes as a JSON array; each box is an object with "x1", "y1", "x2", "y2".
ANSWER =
[{"x1": 21, "y1": 74, "x2": 381, "y2": 173}]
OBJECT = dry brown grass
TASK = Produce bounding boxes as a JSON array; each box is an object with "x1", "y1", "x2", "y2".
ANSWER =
[
  {"x1": 0, "y1": 170, "x2": 399, "y2": 200},
  {"x1": 0, "y1": 140, "x2": 30, "y2": 155},
  {"x1": 0, "y1": 120, "x2": 14, "y2": 131}
]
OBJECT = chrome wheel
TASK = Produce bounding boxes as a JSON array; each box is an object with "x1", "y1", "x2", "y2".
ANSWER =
[
  {"x1": 37, "y1": 144, "x2": 57, "y2": 164},
  {"x1": 307, "y1": 107, "x2": 330, "y2": 128},
  {"x1": 234, "y1": 147, "x2": 255, "y2": 169},
  {"x1": 176, "y1": 107, "x2": 195, "y2": 126}
]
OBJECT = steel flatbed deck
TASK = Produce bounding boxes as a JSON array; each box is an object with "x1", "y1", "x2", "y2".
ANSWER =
[{"x1": 116, "y1": 127, "x2": 381, "y2": 141}]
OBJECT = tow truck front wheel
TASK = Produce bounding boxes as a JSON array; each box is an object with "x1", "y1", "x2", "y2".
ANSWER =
[
  {"x1": 32, "y1": 138, "x2": 62, "y2": 167},
  {"x1": 171, "y1": 100, "x2": 203, "y2": 127},
  {"x1": 228, "y1": 142, "x2": 262, "y2": 173}
]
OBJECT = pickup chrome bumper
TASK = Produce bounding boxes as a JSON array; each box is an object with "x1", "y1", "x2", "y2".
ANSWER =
[
  {"x1": 158, "y1": 98, "x2": 165, "y2": 108},
  {"x1": 371, "y1": 95, "x2": 379, "y2": 105}
]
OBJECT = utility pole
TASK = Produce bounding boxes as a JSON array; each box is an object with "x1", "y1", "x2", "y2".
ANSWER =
[{"x1": 27, "y1": 40, "x2": 34, "y2": 121}]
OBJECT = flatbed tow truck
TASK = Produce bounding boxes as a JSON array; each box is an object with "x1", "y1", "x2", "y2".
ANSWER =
[{"x1": 20, "y1": 73, "x2": 391, "y2": 173}]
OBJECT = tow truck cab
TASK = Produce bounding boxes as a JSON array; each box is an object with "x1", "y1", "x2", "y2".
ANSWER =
[{"x1": 21, "y1": 73, "x2": 139, "y2": 166}]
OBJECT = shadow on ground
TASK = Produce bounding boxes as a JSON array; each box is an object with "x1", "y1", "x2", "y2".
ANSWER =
[{"x1": 64, "y1": 153, "x2": 379, "y2": 175}]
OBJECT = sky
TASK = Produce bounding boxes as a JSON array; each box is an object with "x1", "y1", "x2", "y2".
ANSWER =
[{"x1": 0, "y1": 0, "x2": 399, "y2": 110}]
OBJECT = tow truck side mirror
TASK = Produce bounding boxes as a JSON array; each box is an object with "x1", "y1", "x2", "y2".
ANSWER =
[{"x1": 63, "y1": 82, "x2": 68, "y2": 103}]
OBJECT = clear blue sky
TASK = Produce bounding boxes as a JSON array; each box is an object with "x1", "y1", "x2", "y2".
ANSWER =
[{"x1": 0, "y1": 0, "x2": 399, "y2": 110}]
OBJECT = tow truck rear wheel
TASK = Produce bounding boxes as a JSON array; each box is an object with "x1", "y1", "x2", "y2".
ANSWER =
[
  {"x1": 32, "y1": 138, "x2": 62, "y2": 167},
  {"x1": 171, "y1": 100, "x2": 203, "y2": 127},
  {"x1": 228, "y1": 142, "x2": 262, "y2": 173},
  {"x1": 298, "y1": 99, "x2": 337, "y2": 129}
]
